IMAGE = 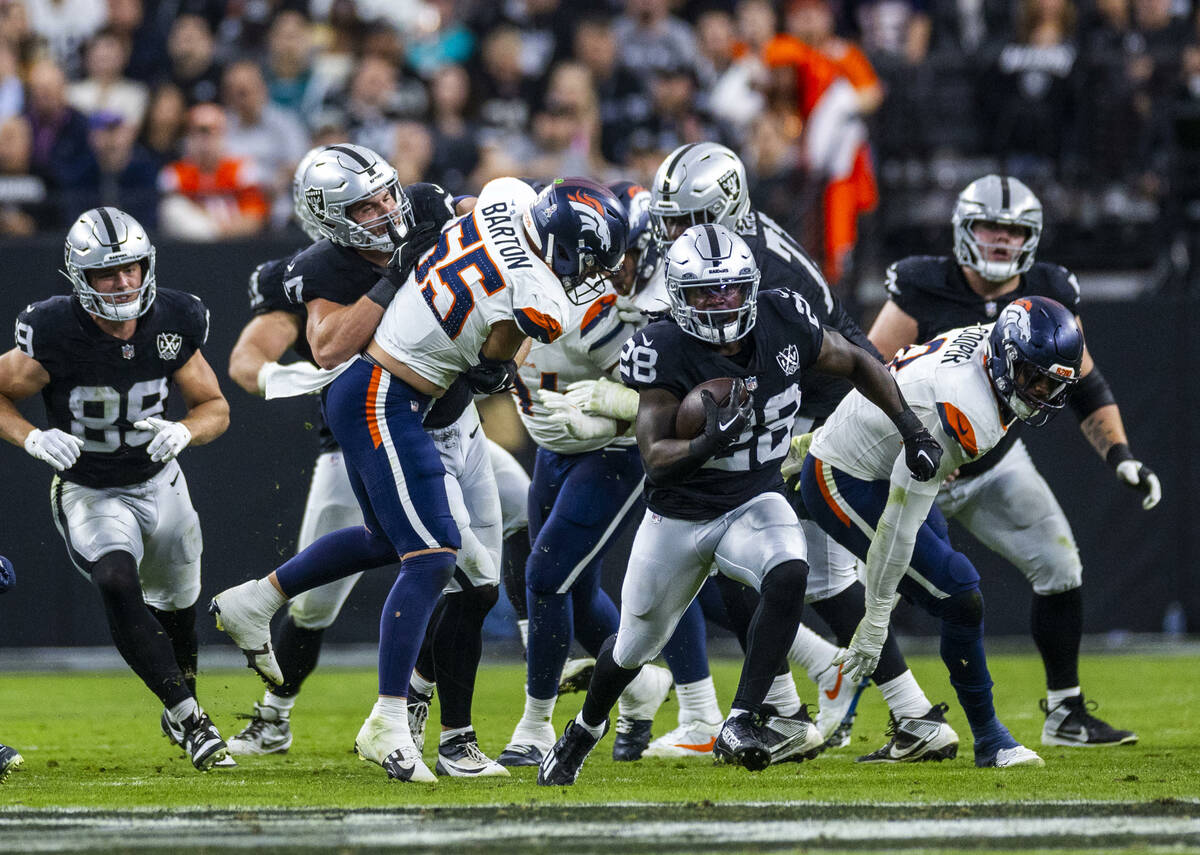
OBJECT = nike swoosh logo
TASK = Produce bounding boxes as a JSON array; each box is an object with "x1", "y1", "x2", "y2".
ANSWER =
[
  {"x1": 170, "y1": 473, "x2": 180, "y2": 486},
  {"x1": 679, "y1": 737, "x2": 717, "y2": 752},
  {"x1": 824, "y1": 666, "x2": 844, "y2": 700},
  {"x1": 469, "y1": 426, "x2": 480, "y2": 438},
  {"x1": 718, "y1": 416, "x2": 743, "y2": 432}
]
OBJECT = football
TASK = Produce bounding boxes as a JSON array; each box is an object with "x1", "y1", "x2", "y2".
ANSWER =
[{"x1": 674, "y1": 377, "x2": 748, "y2": 439}]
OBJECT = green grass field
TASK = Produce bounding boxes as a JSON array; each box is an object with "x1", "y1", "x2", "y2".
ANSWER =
[{"x1": 1, "y1": 652, "x2": 1196, "y2": 809}]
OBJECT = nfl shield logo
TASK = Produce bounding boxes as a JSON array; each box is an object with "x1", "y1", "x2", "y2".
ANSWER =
[
  {"x1": 157, "y1": 332, "x2": 182, "y2": 360},
  {"x1": 985, "y1": 301, "x2": 997, "y2": 317},
  {"x1": 776, "y1": 344, "x2": 800, "y2": 375},
  {"x1": 121, "y1": 344, "x2": 135, "y2": 360}
]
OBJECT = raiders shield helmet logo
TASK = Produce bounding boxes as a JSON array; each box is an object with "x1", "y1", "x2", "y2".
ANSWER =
[
  {"x1": 305, "y1": 186, "x2": 327, "y2": 219},
  {"x1": 157, "y1": 332, "x2": 182, "y2": 360},
  {"x1": 717, "y1": 169, "x2": 741, "y2": 201}
]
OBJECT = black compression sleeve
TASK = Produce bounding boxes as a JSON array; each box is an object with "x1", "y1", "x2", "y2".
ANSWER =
[{"x1": 1068, "y1": 367, "x2": 1116, "y2": 420}]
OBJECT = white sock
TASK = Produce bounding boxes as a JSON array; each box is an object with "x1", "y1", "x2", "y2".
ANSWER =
[
  {"x1": 409, "y1": 670, "x2": 436, "y2": 698},
  {"x1": 371, "y1": 696, "x2": 411, "y2": 731},
  {"x1": 517, "y1": 618, "x2": 529, "y2": 651},
  {"x1": 788, "y1": 623, "x2": 840, "y2": 684},
  {"x1": 264, "y1": 691, "x2": 295, "y2": 713},
  {"x1": 575, "y1": 711, "x2": 606, "y2": 740},
  {"x1": 254, "y1": 577, "x2": 288, "y2": 613},
  {"x1": 728, "y1": 707, "x2": 749, "y2": 720},
  {"x1": 1046, "y1": 686, "x2": 1081, "y2": 708},
  {"x1": 518, "y1": 694, "x2": 556, "y2": 730},
  {"x1": 439, "y1": 725, "x2": 472, "y2": 745},
  {"x1": 167, "y1": 696, "x2": 200, "y2": 726},
  {"x1": 877, "y1": 670, "x2": 932, "y2": 720},
  {"x1": 763, "y1": 672, "x2": 801, "y2": 717},
  {"x1": 675, "y1": 677, "x2": 723, "y2": 725}
]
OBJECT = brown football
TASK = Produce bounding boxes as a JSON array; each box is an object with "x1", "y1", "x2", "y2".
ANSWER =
[{"x1": 674, "y1": 377, "x2": 748, "y2": 439}]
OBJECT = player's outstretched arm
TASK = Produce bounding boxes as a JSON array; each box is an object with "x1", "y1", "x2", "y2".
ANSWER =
[
  {"x1": 173, "y1": 350, "x2": 230, "y2": 447},
  {"x1": 228, "y1": 310, "x2": 303, "y2": 396},
  {"x1": 813, "y1": 329, "x2": 943, "y2": 481}
]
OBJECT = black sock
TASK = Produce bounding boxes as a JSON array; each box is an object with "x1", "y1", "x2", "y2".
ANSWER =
[
  {"x1": 273, "y1": 614, "x2": 328, "y2": 698},
  {"x1": 581, "y1": 635, "x2": 641, "y2": 729},
  {"x1": 430, "y1": 585, "x2": 497, "y2": 729},
  {"x1": 733, "y1": 560, "x2": 809, "y2": 714},
  {"x1": 811, "y1": 582, "x2": 909, "y2": 684},
  {"x1": 92, "y1": 552, "x2": 190, "y2": 709},
  {"x1": 147, "y1": 605, "x2": 198, "y2": 696},
  {"x1": 715, "y1": 574, "x2": 757, "y2": 650},
  {"x1": 501, "y1": 528, "x2": 531, "y2": 621},
  {"x1": 413, "y1": 597, "x2": 447, "y2": 694},
  {"x1": 1032, "y1": 588, "x2": 1082, "y2": 690}
]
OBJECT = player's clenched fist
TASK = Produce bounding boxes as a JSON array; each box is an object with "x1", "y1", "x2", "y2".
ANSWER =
[
  {"x1": 23, "y1": 428, "x2": 84, "y2": 471},
  {"x1": 133, "y1": 417, "x2": 192, "y2": 463}
]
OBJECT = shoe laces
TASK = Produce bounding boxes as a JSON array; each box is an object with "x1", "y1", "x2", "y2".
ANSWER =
[
  {"x1": 455, "y1": 738, "x2": 489, "y2": 765},
  {"x1": 614, "y1": 716, "x2": 636, "y2": 735}
]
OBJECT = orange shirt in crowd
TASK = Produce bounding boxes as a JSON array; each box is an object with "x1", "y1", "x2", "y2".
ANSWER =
[{"x1": 159, "y1": 158, "x2": 269, "y2": 221}]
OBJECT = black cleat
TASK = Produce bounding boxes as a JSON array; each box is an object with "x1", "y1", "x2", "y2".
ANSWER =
[
  {"x1": 612, "y1": 717, "x2": 653, "y2": 762},
  {"x1": 1041, "y1": 695, "x2": 1138, "y2": 747},
  {"x1": 537, "y1": 718, "x2": 608, "y2": 786},
  {"x1": 180, "y1": 713, "x2": 229, "y2": 771},
  {"x1": 713, "y1": 712, "x2": 770, "y2": 771},
  {"x1": 0, "y1": 743, "x2": 23, "y2": 782}
]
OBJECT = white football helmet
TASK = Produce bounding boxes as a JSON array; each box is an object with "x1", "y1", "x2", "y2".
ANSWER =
[
  {"x1": 292, "y1": 145, "x2": 329, "y2": 242},
  {"x1": 62, "y1": 207, "x2": 156, "y2": 321},
  {"x1": 649, "y1": 142, "x2": 750, "y2": 250},
  {"x1": 298, "y1": 143, "x2": 412, "y2": 252},
  {"x1": 952, "y1": 174, "x2": 1042, "y2": 283},
  {"x1": 665, "y1": 223, "x2": 760, "y2": 344}
]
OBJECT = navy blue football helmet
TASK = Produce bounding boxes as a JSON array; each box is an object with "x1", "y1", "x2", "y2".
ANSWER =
[
  {"x1": 606, "y1": 180, "x2": 655, "y2": 296},
  {"x1": 987, "y1": 296, "x2": 1083, "y2": 426},
  {"x1": 523, "y1": 177, "x2": 629, "y2": 305}
]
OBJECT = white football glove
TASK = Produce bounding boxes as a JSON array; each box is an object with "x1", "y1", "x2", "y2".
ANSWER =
[
  {"x1": 1115, "y1": 459, "x2": 1161, "y2": 510},
  {"x1": 565, "y1": 377, "x2": 639, "y2": 422},
  {"x1": 780, "y1": 432, "x2": 814, "y2": 481},
  {"x1": 256, "y1": 360, "x2": 323, "y2": 397},
  {"x1": 133, "y1": 417, "x2": 192, "y2": 463},
  {"x1": 831, "y1": 615, "x2": 889, "y2": 684},
  {"x1": 614, "y1": 294, "x2": 647, "y2": 325},
  {"x1": 24, "y1": 428, "x2": 84, "y2": 471},
  {"x1": 538, "y1": 389, "x2": 620, "y2": 441}
]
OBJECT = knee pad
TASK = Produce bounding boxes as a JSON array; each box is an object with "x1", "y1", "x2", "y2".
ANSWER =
[
  {"x1": 941, "y1": 589, "x2": 984, "y2": 629},
  {"x1": 402, "y1": 550, "x2": 457, "y2": 590},
  {"x1": 761, "y1": 559, "x2": 809, "y2": 618},
  {"x1": 90, "y1": 551, "x2": 140, "y2": 597}
]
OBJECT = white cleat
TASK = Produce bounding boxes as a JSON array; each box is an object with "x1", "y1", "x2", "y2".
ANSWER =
[
  {"x1": 643, "y1": 718, "x2": 723, "y2": 758},
  {"x1": 987, "y1": 744, "x2": 1045, "y2": 768},
  {"x1": 227, "y1": 702, "x2": 292, "y2": 756},
  {"x1": 557, "y1": 658, "x2": 596, "y2": 694},
  {"x1": 498, "y1": 721, "x2": 557, "y2": 768},
  {"x1": 209, "y1": 581, "x2": 284, "y2": 686},
  {"x1": 355, "y1": 715, "x2": 436, "y2": 783},
  {"x1": 435, "y1": 731, "x2": 510, "y2": 777}
]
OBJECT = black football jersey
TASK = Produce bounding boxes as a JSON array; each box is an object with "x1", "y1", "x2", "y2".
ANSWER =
[
  {"x1": 621, "y1": 289, "x2": 824, "y2": 521},
  {"x1": 885, "y1": 255, "x2": 1082, "y2": 474},
  {"x1": 739, "y1": 210, "x2": 881, "y2": 421},
  {"x1": 16, "y1": 290, "x2": 209, "y2": 488}
]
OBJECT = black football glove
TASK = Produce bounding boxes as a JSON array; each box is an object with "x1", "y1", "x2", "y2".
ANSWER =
[
  {"x1": 694, "y1": 379, "x2": 753, "y2": 457},
  {"x1": 464, "y1": 354, "x2": 518, "y2": 396},
  {"x1": 894, "y1": 409, "x2": 942, "y2": 481}
]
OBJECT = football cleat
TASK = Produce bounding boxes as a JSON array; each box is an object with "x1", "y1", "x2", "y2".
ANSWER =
[
  {"x1": 713, "y1": 712, "x2": 770, "y2": 771},
  {"x1": 1040, "y1": 695, "x2": 1137, "y2": 747},
  {"x1": 612, "y1": 717, "x2": 653, "y2": 762},
  {"x1": 354, "y1": 715, "x2": 436, "y2": 783},
  {"x1": 537, "y1": 718, "x2": 608, "y2": 786},
  {"x1": 557, "y1": 658, "x2": 596, "y2": 695},
  {"x1": 643, "y1": 718, "x2": 723, "y2": 759},
  {"x1": 435, "y1": 731, "x2": 510, "y2": 777},
  {"x1": 980, "y1": 744, "x2": 1045, "y2": 768},
  {"x1": 179, "y1": 712, "x2": 229, "y2": 771},
  {"x1": 0, "y1": 743, "x2": 23, "y2": 782},
  {"x1": 498, "y1": 721, "x2": 557, "y2": 767},
  {"x1": 762, "y1": 704, "x2": 824, "y2": 764},
  {"x1": 209, "y1": 581, "x2": 284, "y2": 686},
  {"x1": 857, "y1": 702, "x2": 960, "y2": 764},
  {"x1": 408, "y1": 689, "x2": 433, "y2": 755},
  {"x1": 227, "y1": 702, "x2": 293, "y2": 755},
  {"x1": 815, "y1": 657, "x2": 869, "y2": 749}
]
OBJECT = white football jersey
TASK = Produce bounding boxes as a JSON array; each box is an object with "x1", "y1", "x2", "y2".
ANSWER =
[
  {"x1": 811, "y1": 323, "x2": 1010, "y2": 483},
  {"x1": 374, "y1": 177, "x2": 572, "y2": 389},
  {"x1": 515, "y1": 284, "x2": 638, "y2": 454}
]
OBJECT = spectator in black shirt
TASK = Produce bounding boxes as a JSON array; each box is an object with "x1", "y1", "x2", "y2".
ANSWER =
[
  {"x1": 167, "y1": 15, "x2": 224, "y2": 105},
  {"x1": 24, "y1": 58, "x2": 93, "y2": 193}
]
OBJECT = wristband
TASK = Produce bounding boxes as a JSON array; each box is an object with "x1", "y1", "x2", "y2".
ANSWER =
[
  {"x1": 366, "y1": 278, "x2": 398, "y2": 308},
  {"x1": 1105, "y1": 442, "x2": 1133, "y2": 469}
]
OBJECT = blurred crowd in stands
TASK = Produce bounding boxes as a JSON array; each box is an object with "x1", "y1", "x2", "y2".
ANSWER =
[{"x1": 1, "y1": 0, "x2": 1198, "y2": 290}]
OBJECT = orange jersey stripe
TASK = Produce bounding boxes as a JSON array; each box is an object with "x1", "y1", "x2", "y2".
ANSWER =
[
  {"x1": 366, "y1": 365, "x2": 383, "y2": 449},
  {"x1": 815, "y1": 458, "x2": 851, "y2": 527},
  {"x1": 937, "y1": 401, "x2": 978, "y2": 457},
  {"x1": 516, "y1": 307, "x2": 563, "y2": 343}
]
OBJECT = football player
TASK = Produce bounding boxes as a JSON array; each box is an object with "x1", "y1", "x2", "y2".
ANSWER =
[
  {"x1": 537, "y1": 223, "x2": 942, "y2": 785},
  {"x1": 499, "y1": 205, "x2": 672, "y2": 768},
  {"x1": 0, "y1": 554, "x2": 22, "y2": 782},
  {"x1": 0, "y1": 208, "x2": 231, "y2": 770},
  {"x1": 570, "y1": 144, "x2": 946, "y2": 759},
  {"x1": 791, "y1": 297, "x2": 1084, "y2": 767},
  {"x1": 220, "y1": 144, "x2": 513, "y2": 777},
  {"x1": 866, "y1": 175, "x2": 1155, "y2": 747},
  {"x1": 212, "y1": 175, "x2": 627, "y2": 782}
]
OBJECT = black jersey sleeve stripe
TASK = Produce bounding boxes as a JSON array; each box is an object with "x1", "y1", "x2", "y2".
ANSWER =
[{"x1": 660, "y1": 144, "x2": 697, "y2": 195}]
